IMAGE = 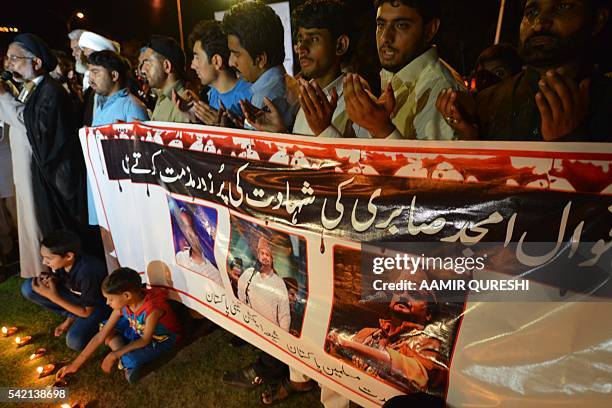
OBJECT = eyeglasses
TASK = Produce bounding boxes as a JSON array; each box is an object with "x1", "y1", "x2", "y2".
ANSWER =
[{"x1": 4, "y1": 55, "x2": 33, "y2": 63}]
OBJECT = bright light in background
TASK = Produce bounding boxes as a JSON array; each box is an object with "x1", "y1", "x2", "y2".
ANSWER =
[{"x1": 76, "y1": 12, "x2": 85, "y2": 19}]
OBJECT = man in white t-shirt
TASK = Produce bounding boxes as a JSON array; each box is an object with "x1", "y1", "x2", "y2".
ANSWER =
[
  {"x1": 237, "y1": 236, "x2": 290, "y2": 330},
  {"x1": 224, "y1": 235, "x2": 291, "y2": 390}
]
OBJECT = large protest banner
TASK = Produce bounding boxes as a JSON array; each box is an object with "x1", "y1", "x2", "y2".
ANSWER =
[{"x1": 81, "y1": 122, "x2": 612, "y2": 407}]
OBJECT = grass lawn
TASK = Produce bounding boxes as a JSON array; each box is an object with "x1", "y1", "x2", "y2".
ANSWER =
[{"x1": 0, "y1": 275, "x2": 321, "y2": 408}]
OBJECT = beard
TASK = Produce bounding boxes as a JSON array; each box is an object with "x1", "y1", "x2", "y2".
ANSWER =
[
  {"x1": 520, "y1": 30, "x2": 591, "y2": 68},
  {"x1": 75, "y1": 60, "x2": 88, "y2": 74},
  {"x1": 10, "y1": 65, "x2": 34, "y2": 83}
]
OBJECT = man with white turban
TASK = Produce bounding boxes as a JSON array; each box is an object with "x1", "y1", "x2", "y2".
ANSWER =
[{"x1": 78, "y1": 31, "x2": 120, "y2": 90}]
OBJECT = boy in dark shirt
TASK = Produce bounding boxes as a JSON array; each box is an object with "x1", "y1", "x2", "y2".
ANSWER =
[{"x1": 21, "y1": 229, "x2": 110, "y2": 351}]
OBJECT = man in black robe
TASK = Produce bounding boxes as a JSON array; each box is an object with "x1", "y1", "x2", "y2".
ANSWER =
[{"x1": 3, "y1": 34, "x2": 87, "y2": 238}]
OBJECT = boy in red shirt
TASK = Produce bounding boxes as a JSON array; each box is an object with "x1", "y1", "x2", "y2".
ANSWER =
[{"x1": 57, "y1": 267, "x2": 181, "y2": 383}]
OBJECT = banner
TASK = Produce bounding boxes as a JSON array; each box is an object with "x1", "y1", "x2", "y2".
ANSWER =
[{"x1": 81, "y1": 123, "x2": 612, "y2": 407}]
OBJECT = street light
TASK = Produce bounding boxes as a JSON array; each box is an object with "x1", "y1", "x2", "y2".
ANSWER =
[{"x1": 67, "y1": 11, "x2": 86, "y2": 32}]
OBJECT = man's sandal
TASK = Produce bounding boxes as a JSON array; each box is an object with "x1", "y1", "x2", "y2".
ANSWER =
[{"x1": 260, "y1": 378, "x2": 316, "y2": 405}]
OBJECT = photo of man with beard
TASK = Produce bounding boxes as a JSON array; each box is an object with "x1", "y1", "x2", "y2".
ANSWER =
[{"x1": 325, "y1": 246, "x2": 463, "y2": 395}]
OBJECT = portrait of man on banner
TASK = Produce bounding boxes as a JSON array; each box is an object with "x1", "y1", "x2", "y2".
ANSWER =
[
  {"x1": 326, "y1": 246, "x2": 463, "y2": 395},
  {"x1": 228, "y1": 215, "x2": 308, "y2": 337},
  {"x1": 168, "y1": 197, "x2": 223, "y2": 287}
]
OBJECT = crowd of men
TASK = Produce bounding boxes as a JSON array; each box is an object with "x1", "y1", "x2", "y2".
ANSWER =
[{"x1": 0, "y1": 0, "x2": 610, "y2": 406}]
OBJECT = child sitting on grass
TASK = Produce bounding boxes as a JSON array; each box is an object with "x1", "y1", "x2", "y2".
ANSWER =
[{"x1": 56, "y1": 267, "x2": 182, "y2": 383}]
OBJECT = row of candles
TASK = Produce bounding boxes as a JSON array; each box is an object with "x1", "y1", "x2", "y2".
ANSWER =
[
  {"x1": 0, "y1": 327, "x2": 84, "y2": 408},
  {"x1": 3, "y1": 326, "x2": 84, "y2": 407},
  {"x1": 2, "y1": 325, "x2": 54, "y2": 377}
]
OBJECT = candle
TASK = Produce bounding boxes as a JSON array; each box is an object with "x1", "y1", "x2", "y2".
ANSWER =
[
  {"x1": 37, "y1": 363, "x2": 55, "y2": 378},
  {"x1": 15, "y1": 335, "x2": 32, "y2": 347},
  {"x1": 29, "y1": 348, "x2": 46, "y2": 361},
  {"x1": 1, "y1": 326, "x2": 18, "y2": 337}
]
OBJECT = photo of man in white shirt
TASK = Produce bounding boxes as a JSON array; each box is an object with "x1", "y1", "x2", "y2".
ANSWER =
[
  {"x1": 174, "y1": 206, "x2": 223, "y2": 287},
  {"x1": 237, "y1": 235, "x2": 290, "y2": 331}
]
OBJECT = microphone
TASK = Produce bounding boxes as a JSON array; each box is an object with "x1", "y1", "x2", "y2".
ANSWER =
[{"x1": 0, "y1": 71, "x2": 12, "y2": 81}]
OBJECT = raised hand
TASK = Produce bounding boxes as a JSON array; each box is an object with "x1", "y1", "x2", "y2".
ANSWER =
[
  {"x1": 298, "y1": 78, "x2": 338, "y2": 136},
  {"x1": 193, "y1": 101, "x2": 220, "y2": 126},
  {"x1": 536, "y1": 68, "x2": 590, "y2": 141},
  {"x1": 435, "y1": 88, "x2": 479, "y2": 140},
  {"x1": 217, "y1": 100, "x2": 244, "y2": 129},
  {"x1": 344, "y1": 73, "x2": 395, "y2": 138},
  {"x1": 240, "y1": 98, "x2": 287, "y2": 133},
  {"x1": 172, "y1": 89, "x2": 195, "y2": 113}
]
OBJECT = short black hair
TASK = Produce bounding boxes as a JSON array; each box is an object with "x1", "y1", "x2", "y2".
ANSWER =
[
  {"x1": 189, "y1": 20, "x2": 235, "y2": 74},
  {"x1": 520, "y1": 0, "x2": 610, "y2": 12},
  {"x1": 41, "y1": 230, "x2": 81, "y2": 257},
  {"x1": 476, "y1": 43, "x2": 523, "y2": 74},
  {"x1": 374, "y1": 0, "x2": 441, "y2": 23},
  {"x1": 146, "y1": 35, "x2": 186, "y2": 78},
  {"x1": 292, "y1": 0, "x2": 350, "y2": 41},
  {"x1": 102, "y1": 267, "x2": 143, "y2": 295},
  {"x1": 88, "y1": 50, "x2": 128, "y2": 85},
  {"x1": 223, "y1": 0, "x2": 285, "y2": 67}
]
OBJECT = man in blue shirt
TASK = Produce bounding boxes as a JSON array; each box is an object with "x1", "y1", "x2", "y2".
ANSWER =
[
  {"x1": 87, "y1": 50, "x2": 148, "y2": 228},
  {"x1": 188, "y1": 20, "x2": 252, "y2": 123},
  {"x1": 223, "y1": 0, "x2": 298, "y2": 130},
  {"x1": 88, "y1": 50, "x2": 149, "y2": 127}
]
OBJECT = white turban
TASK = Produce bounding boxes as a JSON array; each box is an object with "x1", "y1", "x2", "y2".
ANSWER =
[
  {"x1": 78, "y1": 31, "x2": 121, "y2": 90},
  {"x1": 78, "y1": 31, "x2": 120, "y2": 53}
]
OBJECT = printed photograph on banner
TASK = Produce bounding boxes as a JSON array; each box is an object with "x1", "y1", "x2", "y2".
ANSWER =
[
  {"x1": 325, "y1": 246, "x2": 464, "y2": 395},
  {"x1": 228, "y1": 214, "x2": 308, "y2": 337},
  {"x1": 167, "y1": 196, "x2": 223, "y2": 287}
]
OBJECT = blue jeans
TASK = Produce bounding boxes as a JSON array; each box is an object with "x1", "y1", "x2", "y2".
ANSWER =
[
  {"x1": 21, "y1": 279, "x2": 111, "y2": 351},
  {"x1": 112, "y1": 316, "x2": 176, "y2": 371}
]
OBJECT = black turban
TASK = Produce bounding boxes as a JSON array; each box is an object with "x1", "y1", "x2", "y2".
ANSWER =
[
  {"x1": 146, "y1": 35, "x2": 186, "y2": 76},
  {"x1": 13, "y1": 33, "x2": 58, "y2": 72}
]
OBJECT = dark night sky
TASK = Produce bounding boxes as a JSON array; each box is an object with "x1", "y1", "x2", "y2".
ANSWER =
[{"x1": 1, "y1": 0, "x2": 609, "y2": 76}]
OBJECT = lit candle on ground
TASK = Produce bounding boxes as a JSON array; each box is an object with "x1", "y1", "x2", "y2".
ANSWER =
[
  {"x1": 15, "y1": 335, "x2": 32, "y2": 347},
  {"x1": 37, "y1": 363, "x2": 55, "y2": 378},
  {"x1": 29, "y1": 348, "x2": 46, "y2": 360},
  {"x1": 1, "y1": 326, "x2": 18, "y2": 337}
]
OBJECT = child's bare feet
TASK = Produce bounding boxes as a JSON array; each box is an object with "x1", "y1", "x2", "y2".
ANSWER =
[{"x1": 54, "y1": 317, "x2": 75, "y2": 337}]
